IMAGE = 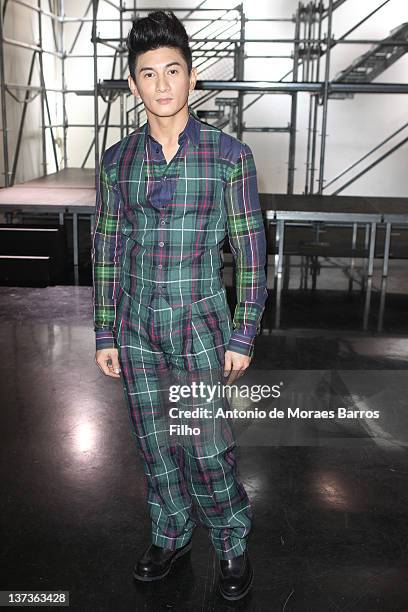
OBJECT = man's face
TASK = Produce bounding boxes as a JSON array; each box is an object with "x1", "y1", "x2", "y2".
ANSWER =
[{"x1": 128, "y1": 46, "x2": 197, "y2": 117}]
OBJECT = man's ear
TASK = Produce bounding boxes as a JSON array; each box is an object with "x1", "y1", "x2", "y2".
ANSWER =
[
  {"x1": 189, "y1": 66, "x2": 197, "y2": 93},
  {"x1": 128, "y1": 74, "x2": 139, "y2": 98}
]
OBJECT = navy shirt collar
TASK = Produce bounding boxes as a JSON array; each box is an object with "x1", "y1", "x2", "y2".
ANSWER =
[{"x1": 144, "y1": 105, "x2": 200, "y2": 149}]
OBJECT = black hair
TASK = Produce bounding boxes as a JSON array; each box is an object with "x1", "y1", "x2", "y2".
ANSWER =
[{"x1": 127, "y1": 10, "x2": 193, "y2": 82}]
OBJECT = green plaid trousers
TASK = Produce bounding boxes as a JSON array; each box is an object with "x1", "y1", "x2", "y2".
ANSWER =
[{"x1": 116, "y1": 285, "x2": 252, "y2": 560}]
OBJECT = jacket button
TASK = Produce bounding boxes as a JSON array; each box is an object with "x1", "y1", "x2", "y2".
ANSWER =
[
  {"x1": 160, "y1": 220, "x2": 166, "y2": 225},
  {"x1": 157, "y1": 264, "x2": 162, "y2": 269},
  {"x1": 158, "y1": 241, "x2": 164, "y2": 247}
]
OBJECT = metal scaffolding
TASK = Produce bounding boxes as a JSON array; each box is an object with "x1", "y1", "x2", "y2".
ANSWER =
[{"x1": 0, "y1": 0, "x2": 407, "y2": 194}]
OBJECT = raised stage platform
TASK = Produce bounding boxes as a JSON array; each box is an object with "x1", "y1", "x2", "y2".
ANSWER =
[{"x1": 0, "y1": 169, "x2": 407, "y2": 331}]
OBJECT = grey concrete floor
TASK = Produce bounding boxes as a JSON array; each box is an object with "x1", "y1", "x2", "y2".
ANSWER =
[{"x1": 1, "y1": 277, "x2": 408, "y2": 611}]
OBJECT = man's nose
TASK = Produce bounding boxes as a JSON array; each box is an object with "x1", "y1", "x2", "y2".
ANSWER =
[{"x1": 156, "y1": 74, "x2": 170, "y2": 92}]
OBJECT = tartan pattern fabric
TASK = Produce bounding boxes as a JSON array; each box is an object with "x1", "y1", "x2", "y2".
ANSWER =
[
  {"x1": 115, "y1": 288, "x2": 252, "y2": 559},
  {"x1": 91, "y1": 106, "x2": 268, "y2": 358}
]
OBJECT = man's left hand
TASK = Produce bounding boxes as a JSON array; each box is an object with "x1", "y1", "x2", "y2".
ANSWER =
[{"x1": 223, "y1": 350, "x2": 251, "y2": 385}]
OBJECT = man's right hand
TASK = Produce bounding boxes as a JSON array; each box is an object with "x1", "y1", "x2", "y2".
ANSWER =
[{"x1": 95, "y1": 348, "x2": 121, "y2": 378}]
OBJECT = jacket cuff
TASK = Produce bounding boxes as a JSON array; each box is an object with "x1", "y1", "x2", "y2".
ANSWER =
[
  {"x1": 226, "y1": 331, "x2": 256, "y2": 358},
  {"x1": 95, "y1": 329, "x2": 117, "y2": 351}
]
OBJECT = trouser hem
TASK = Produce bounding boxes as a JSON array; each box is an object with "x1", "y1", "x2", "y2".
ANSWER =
[
  {"x1": 213, "y1": 539, "x2": 248, "y2": 560},
  {"x1": 151, "y1": 531, "x2": 194, "y2": 550}
]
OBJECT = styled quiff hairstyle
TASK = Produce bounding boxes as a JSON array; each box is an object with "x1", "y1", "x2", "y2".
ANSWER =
[{"x1": 127, "y1": 10, "x2": 193, "y2": 82}]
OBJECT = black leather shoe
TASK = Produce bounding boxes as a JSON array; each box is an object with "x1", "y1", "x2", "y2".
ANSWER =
[
  {"x1": 133, "y1": 540, "x2": 192, "y2": 582},
  {"x1": 218, "y1": 550, "x2": 253, "y2": 601}
]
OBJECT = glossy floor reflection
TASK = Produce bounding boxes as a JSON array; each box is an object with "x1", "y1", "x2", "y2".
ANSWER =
[{"x1": 1, "y1": 286, "x2": 408, "y2": 611}]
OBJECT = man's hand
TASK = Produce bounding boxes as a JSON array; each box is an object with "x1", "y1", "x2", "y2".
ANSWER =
[
  {"x1": 223, "y1": 350, "x2": 251, "y2": 385},
  {"x1": 95, "y1": 348, "x2": 121, "y2": 378}
]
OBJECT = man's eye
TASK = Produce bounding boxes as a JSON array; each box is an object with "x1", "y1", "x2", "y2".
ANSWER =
[
  {"x1": 145, "y1": 72, "x2": 153, "y2": 78},
  {"x1": 169, "y1": 69, "x2": 178, "y2": 74}
]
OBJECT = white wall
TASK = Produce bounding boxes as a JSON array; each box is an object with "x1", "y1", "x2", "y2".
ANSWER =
[
  {"x1": 0, "y1": 0, "x2": 60, "y2": 185},
  {"x1": 1, "y1": 0, "x2": 407, "y2": 196}
]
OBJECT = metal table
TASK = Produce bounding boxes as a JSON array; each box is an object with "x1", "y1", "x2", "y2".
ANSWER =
[{"x1": 260, "y1": 194, "x2": 383, "y2": 330}]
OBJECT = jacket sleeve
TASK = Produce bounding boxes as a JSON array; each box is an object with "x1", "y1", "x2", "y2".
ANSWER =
[
  {"x1": 91, "y1": 149, "x2": 123, "y2": 351},
  {"x1": 223, "y1": 142, "x2": 268, "y2": 358}
]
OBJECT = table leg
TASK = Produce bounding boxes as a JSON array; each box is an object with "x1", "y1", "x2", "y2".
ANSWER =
[
  {"x1": 300, "y1": 255, "x2": 304, "y2": 289},
  {"x1": 73, "y1": 212, "x2": 79, "y2": 286},
  {"x1": 283, "y1": 255, "x2": 291, "y2": 290},
  {"x1": 304, "y1": 256, "x2": 309, "y2": 290},
  {"x1": 311, "y1": 255, "x2": 318, "y2": 290},
  {"x1": 363, "y1": 222, "x2": 376, "y2": 331},
  {"x1": 348, "y1": 222, "x2": 357, "y2": 293},
  {"x1": 274, "y1": 219, "x2": 285, "y2": 330},
  {"x1": 377, "y1": 222, "x2": 391, "y2": 332},
  {"x1": 362, "y1": 223, "x2": 370, "y2": 292},
  {"x1": 273, "y1": 222, "x2": 278, "y2": 292}
]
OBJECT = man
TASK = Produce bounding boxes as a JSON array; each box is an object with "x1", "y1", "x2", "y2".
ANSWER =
[{"x1": 91, "y1": 10, "x2": 268, "y2": 602}]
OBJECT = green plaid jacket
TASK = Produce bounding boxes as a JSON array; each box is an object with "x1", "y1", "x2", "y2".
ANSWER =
[{"x1": 91, "y1": 106, "x2": 268, "y2": 357}]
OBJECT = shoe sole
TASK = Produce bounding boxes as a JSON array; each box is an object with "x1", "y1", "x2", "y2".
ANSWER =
[
  {"x1": 133, "y1": 540, "x2": 192, "y2": 582},
  {"x1": 219, "y1": 567, "x2": 254, "y2": 601}
]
